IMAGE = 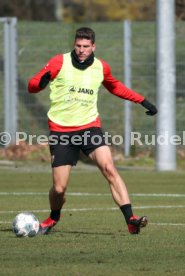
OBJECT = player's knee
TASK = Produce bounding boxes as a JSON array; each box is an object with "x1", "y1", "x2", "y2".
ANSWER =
[{"x1": 53, "y1": 182, "x2": 67, "y2": 194}]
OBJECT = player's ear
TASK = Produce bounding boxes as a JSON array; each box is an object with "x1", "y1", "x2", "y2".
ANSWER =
[{"x1": 92, "y1": 44, "x2": 96, "y2": 52}]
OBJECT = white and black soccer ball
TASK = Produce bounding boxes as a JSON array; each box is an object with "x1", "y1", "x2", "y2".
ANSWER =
[{"x1": 12, "y1": 212, "x2": 39, "y2": 237}]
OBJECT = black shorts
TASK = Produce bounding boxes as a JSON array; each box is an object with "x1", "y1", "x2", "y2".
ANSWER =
[{"x1": 49, "y1": 127, "x2": 106, "y2": 167}]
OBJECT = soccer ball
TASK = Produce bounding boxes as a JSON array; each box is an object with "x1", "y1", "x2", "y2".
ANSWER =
[{"x1": 12, "y1": 212, "x2": 39, "y2": 237}]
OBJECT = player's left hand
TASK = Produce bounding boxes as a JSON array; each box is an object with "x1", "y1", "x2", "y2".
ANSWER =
[{"x1": 141, "y1": 99, "x2": 158, "y2": 116}]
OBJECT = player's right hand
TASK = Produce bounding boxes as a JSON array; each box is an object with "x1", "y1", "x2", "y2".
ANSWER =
[{"x1": 39, "y1": 71, "x2": 51, "y2": 89}]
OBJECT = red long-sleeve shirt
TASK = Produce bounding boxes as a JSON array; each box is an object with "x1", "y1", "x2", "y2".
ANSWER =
[{"x1": 28, "y1": 54, "x2": 144, "y2": 132}]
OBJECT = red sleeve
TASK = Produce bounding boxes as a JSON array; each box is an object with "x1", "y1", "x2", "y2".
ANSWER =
[
  {"x1": 100, "y1": 59, "x2": 144, "y2": 103},
  {"x1": 28, "y1": 54, "x2": 63, "y2": 93}
]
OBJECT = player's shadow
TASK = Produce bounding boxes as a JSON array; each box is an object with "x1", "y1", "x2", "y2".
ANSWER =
[
  {"x1": 0, "y1": 228, "x2": 126, "y2": 237},
  {"x1": 61, "y1": 230, "x2": 124, "y2": 236}
]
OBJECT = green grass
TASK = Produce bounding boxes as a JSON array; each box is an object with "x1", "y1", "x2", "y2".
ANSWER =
[{"x1": 0, "y1": 166, "x2": 185, "y2": 275}]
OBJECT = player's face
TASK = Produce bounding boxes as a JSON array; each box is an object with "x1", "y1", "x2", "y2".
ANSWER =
[{"x1": 74, "y1": 38, "x2": 96, "y2": 62}]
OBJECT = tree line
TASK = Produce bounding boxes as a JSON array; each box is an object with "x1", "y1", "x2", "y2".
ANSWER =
[{"x1": 0, "y1": 0, "x2": 184, "y2": 21}]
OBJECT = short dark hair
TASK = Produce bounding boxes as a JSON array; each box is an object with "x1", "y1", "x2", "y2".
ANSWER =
[{"x1": 75, "y1": 27, "x2": 95, "y2": 44}]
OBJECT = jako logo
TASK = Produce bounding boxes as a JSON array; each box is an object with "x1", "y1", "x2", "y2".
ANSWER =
[
  {"x1": 69, "y1": 86, "x2": 94, "y2": 95},
  {"x1": 78, "y1": 88, "x2": 94, "y2": 95}
]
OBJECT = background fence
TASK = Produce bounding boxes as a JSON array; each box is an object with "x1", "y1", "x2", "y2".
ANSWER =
[
  {"x1": 0, "y1": 21, "x2": 4, "y2": 135},
  {"x1": 0, "y1": 20, "x2": 185, "y2": 153}
]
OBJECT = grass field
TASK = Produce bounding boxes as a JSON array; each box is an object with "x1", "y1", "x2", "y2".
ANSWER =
[{"x1": 0, "y1": 164, "x2": 185, "y2": 275}]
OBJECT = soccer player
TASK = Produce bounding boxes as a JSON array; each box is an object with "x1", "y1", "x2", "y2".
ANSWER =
[{"x1": 28, "y1": 27, "x2": 157, "y2": 235}]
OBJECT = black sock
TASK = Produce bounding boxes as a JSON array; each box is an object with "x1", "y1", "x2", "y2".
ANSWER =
[
  {"x1": 50, "y1": 209, "x2": 61, "y2": 221},
  {"x1": 120, "y1": 204, "x2": 133, "y2": 224}
]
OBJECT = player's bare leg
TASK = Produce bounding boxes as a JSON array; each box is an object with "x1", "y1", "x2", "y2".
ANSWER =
[
  {"x1": 49, "y1": 165, "x2": 72, "y2": 210},
  {"x1": 89, "y1": 146, "x2": 148, "y2": 234},
  {"x1": 40, "y1": 165, "x2": 71, "y2": 234},
  {"x1": 89, "y1": 146, "x2": 130, "y2": 205}
]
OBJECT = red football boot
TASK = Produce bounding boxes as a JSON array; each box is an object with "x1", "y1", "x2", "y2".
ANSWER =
[
  {"x1": 128, "y1": 215, "x2": 148, "y2": 234},
  {"x1": 39, "y1": 216, "x2": 60, "y2": 235}
]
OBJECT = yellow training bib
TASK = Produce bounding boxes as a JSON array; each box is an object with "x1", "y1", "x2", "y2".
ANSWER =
[{"x1": 48, "y1": 52, "x2": 104, "y2": 126}]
